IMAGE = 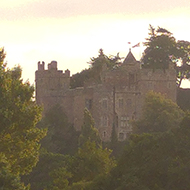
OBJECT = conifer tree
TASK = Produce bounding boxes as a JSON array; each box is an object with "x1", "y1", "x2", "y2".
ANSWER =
[{"x1": 78, "y1": 108, "x2": 101, "y2": 146}]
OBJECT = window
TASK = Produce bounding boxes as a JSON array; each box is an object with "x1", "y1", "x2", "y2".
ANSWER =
[
  {"x1": 102, "y1": 99, "x2": 108, "y2": 109},
  {"x1": 120, "y1": 116, "x2": 126, "y2": 127},
  {"x1": 167, "y1": 82, "x2": 171, "y2": 89},
  {"x1": 101, "y1": 116, "x2": 108, "y2": 127},
  {"x1": 129, "y1": 73, "x2": 135, "y2": 85},
  {"x1": 126, "y1": 99, "x2": 132, "y2": 107},
  {"x1": 120, "y1": 116, "x2": 130, "y2": 128},
  {"x1": 119, "y1": 99, "x2": 124, "y2": 108}
]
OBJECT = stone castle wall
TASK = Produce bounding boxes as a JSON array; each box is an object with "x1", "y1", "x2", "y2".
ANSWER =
[{"x1": 35, "y1": 52, "x2": 176, "y2": 141}]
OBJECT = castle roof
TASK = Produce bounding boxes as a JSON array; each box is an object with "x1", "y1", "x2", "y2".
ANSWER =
[{"x1": 123, "y1": 50, "x2": 136, "y2": 64}]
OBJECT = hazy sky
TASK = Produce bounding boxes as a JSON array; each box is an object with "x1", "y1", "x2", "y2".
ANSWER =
[{"x1": 0, "y1": 0, "x2": 190, "y2": 87}]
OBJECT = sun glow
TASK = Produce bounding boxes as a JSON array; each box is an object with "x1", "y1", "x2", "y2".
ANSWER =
[{"x1": 0, "y1": 1, "x2": 189, "y2": 88}]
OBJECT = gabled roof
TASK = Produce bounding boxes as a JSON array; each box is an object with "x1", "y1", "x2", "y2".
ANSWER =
[{"x1": 123, "y1": 50, "x2": 136, "y2": 65}]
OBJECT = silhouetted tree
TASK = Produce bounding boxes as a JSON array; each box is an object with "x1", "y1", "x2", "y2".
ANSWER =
[{"x1": 142, "y1": 25, "x2": 190, "y2": 88}]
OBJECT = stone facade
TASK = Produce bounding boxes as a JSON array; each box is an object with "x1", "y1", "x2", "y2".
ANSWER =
[{"x1": 35, "y1": 51, "x2": 176, "y2": 141}]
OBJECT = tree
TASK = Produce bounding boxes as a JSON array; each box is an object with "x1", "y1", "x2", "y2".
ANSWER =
[
  {"x1": 39, "y1": 104, "x2": 79, "y2": 155},
  {"x1": 0, "y1": 48, "x2": 46, "y2": 185},
  {"x1": 142, "y1": 25, "x2": 190, "y2": 88},
  {"x1": 109, "y1": 123, "x2": 118, "y2": 150},
  {"x1": 0, "y1": 153, "x2": 29, "y2": 190},
  {"x1": 142, "y1": 25, "x2": 177, "y2": 70},
  {"x1": 78, "y1": 108, "x2": 101, "y2": 146},
  {"x1": 177, "y1": 88, "x2": 190, "y2": 111},
  {"x1": 70, "y1": 49, "x2": 123, "y2": 88},
  {"x1": 70, "y1": 140, "x2": 116, "y2": 184},
  {"x1": 134, "y1": 91, "x2": 184, "y2": 134},
  {"x1": 23, "y1": 150, "x2": 72, "y2": 190},
  {"x1": 176, "y1": 40, "x2": 190, "y2": 87},
  {"x1": 95, "y1": 112, "x2": 190, "y2": 190}
]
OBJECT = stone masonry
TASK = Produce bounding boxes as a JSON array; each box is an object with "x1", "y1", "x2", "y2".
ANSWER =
[{"x1": 35, "y1": 50, "x2": 176, "y2": 141}]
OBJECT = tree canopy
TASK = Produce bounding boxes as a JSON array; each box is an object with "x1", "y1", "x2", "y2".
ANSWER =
[
  {"x1": 78, "y1": 108, "x2": 101, "y2": 147},
  {"x1": 38, "y1": 104, "x2": 79, "y2": 155},
  {"x1": 0, "y1": 48, "x2": 46, "y2": 189},
  {"x1": 142, "y1": 25, "x2": 190, "y2": 87},
  {"x1": 134, "y1": 91, "x2": 184, "y2": 134},
  {"x1": 142, "y1": 25, "x2": 177, "y2": 70},
  {"x1": 70, "y1": 49, "x2": 123, "y2": 88},
  {"x1": 88, "y1": 112, "x2": 190, "y2": 190},
  {"x1": 176, "y1": 40, "x2": 190, "y2": 87}
]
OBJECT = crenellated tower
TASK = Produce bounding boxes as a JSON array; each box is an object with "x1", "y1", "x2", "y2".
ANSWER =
[{"x1": 35, "y1": 60, "x2": 70, "y2": 112}]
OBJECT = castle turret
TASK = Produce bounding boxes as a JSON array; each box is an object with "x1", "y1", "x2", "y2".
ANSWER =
[
  {"x1": 38, "y1": 61, "x2": 45, "y2": 70},
  {"x1": 35, "y1": 60, "x2": 71, "y2": 112},
  {"x1": 48, "y1": 61, "x2": 57, "y2": 70}
]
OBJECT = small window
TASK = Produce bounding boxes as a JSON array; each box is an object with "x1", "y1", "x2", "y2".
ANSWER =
[
  {"x1": 126, "y1": 99, "x2": 132, "y2": 107},
  {"x1": 120, "y1": 116, "x2": 129, "y2": 128},
  {"x1": 167, "y1": 82, "x2": 171, "y2": 89},
  {"x1": 119, "y1": 99, "x2": 123, "y2": 108},
  {"x1": 129, "y1": 74, "x2": 135, "y2": 85},
  {"x1": 101, "y1": 116, "x2": 108, "y2": 127},
  {"x1": 102, "y1": 99, "x2": 108, "y2": 109}
]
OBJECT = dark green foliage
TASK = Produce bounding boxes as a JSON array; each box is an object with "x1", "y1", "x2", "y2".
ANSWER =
[
  {"x1": 142, "y1": 25, "x2": 190, "y2": 88},
  {"x1": 96, "y1": 112, "x2": 190, "y2": 190},
  {"x1": 70, "y1": 49, "x2": 122, "y2": 88},
  {"x1": 0, "y1": 49, "x2": 46, "y2": 174},
  {"x1": 39, "y1": 104, "x2": 79, "y2": 155},
  {"x1": 78, "y1": 108, "x2": 101, "y2": 147},
  {"x1": 70, "y1": 69, "x2": 92, "y2": 88},
  {"x1": 176, "y1": 40, "x2": 190, "y2": 87},
  {"x1": 69, "y1": 140, "x2": 116, "y2": 184},
  {"x1": 23, "y1": 150, "x2": 72, "y2": 190},
  {"x1": 177, "y1": 88, "x2": 190, "y2": 111},
  {"x1": 109, "y1": 123, "x2": 118, "y2": 149},
  {"x1": 108, "y1": 123, "x2": 127, "y2": 158},
  {"x1": 0, "y1": 48, "x2": 46, "y2": 189},
  {"x1": 0, "y1": 153, "x2": 29, "y2": 190},
  {"x1": 134, "y1": 91, "x2": 184, "y2": 134},
  {"x1": 142, "y1": 25, "x2": 177, "y2": 70}
]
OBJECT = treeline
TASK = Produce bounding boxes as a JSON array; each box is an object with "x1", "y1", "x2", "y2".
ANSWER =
[
  {"x1": 23, "y1": 107, "x2": 117, "y2": 190},
  {"x1": 23, "y1": 91, "x2": 190, "y2": 190},
  {"x1": 0, "y1": 48, "x2": 46, "y2": 189}
]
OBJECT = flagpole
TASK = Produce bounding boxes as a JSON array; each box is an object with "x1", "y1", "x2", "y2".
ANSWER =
[{"x1": 128, "y1": 42, "x2": 131, "y2": 52}]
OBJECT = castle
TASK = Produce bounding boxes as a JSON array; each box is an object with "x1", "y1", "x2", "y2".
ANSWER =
[{"x1": 35, "y1": 50, "x2": 176, "y2": 141}]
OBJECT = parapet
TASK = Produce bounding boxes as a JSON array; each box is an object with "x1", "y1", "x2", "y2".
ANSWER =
[
  {"x1": 48, "y1": 61, "x2": 57, "y2": 70},
  {"x1": 38, "y1": 61, "x2": 45, "y2": 70},
  {"x1": 65, "y1": 69, "x2": 70, "y2": 77},
  {"x1": 36, "y1": 60, "x2": 70, "y2": 78}
]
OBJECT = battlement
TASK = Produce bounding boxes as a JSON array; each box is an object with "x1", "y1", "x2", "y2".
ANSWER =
[
  {"x1": 36, "y1": 61, "x2": 70, "y2": 77},
  {"x1": 38, "y1": 61, "x2": 45, "y2": 70},
  {"x1": 48, "y1": 61, "x2": 57, "y2": 70}
]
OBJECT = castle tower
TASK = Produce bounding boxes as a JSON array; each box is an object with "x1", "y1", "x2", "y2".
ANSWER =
[{"x1": 35, "y1": 61, "x2": 70, "y2": 112}]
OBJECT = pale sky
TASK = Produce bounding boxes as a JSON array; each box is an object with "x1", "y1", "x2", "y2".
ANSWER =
[{"x1": 0, "y1": 0, "x2": 190, "y2": 87}]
